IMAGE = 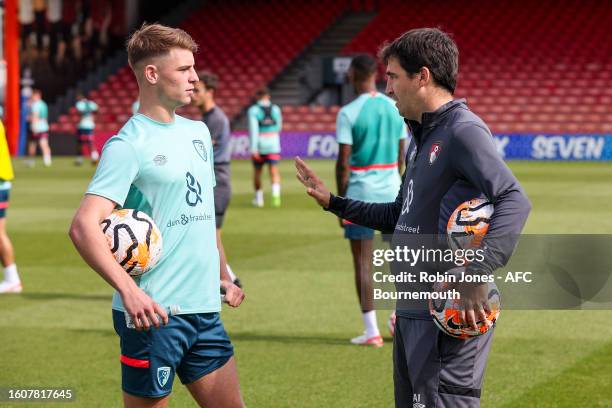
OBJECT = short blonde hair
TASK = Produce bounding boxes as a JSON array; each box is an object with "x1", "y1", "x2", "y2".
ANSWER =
[{"x1": 126, "y1": 23, "x2": 198, "y2": 68}]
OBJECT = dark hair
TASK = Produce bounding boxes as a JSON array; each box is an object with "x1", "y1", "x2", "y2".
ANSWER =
[
  {"x1": 255, "y1": 87, "x2": 270, "y2": 99},
  {"x1": 198, "y1": 71, "x2": 218, "y2": 90},
  {"x1": 379, "y1": 28, "x2": 458, "y2": 94},
  {"x1": 349, "y1": 54, "x2": 377, "y2": 83}
]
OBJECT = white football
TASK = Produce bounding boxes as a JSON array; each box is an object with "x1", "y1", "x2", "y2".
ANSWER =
[
  {"x1": 100, "y1": 209, "x2": 163, "y2": 277},
  {"x1": 447, "y1": 197, "x2": 494, "y2": 251}
]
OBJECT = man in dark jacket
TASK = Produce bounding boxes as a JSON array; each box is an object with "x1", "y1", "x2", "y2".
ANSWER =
[{"x1": 295, "y1": 28, "x2": 531, "y2": 408}]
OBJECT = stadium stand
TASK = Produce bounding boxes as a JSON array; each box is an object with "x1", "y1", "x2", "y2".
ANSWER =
[
  {"x1": 50, "y1": 0, "x2": 610, "y2": 136},
  {"x1": 50, "y1": 0, "x2": 347, "y2": 135},
  {"x1": 282, "y1": 0, "x2": 611, "y2": 134}
]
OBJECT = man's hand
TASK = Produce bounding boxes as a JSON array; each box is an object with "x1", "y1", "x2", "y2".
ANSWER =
[
  {"x1": 295, "y1": 156, "x2": 331, "y2": 208},
  {"x1": 221, "y1": 280, "x2": 245, "y2": 307},
  {"x1": 120, "y1": 283, "x2": 168, "y2": 331},
  {"x1": 252, "y1": 151, "x2": 261, "y2": 162},
  {"x1": 448, "y1": 267, "x2": 491, "y2": 331}
]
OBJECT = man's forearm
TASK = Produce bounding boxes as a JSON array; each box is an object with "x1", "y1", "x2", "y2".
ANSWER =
[
  {"x1": 326, "y1": 194, "x2": 401, "y2": 233},
  {"x1": 335, "y1": 161, "x2": 349, "y2": 197}
]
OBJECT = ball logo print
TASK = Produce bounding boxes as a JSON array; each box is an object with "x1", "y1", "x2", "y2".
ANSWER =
[
  {"x1": 185, "y1": 172, "x2": 203, "y2": 207},
  {"x1": 100, "y1": 209, "x2": 163, "y2": 276}
]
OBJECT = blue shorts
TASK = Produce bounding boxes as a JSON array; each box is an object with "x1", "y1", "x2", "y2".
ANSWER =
[
  {"x1": 344, "y1": 222, "x2": 375, "y2": 240},
  {"x1": 77, "y1": 128, "x2": 94, "y2": 142},
  {"x1": 112, "y1": 310, "x2": 234, "y2": 398},
  {"x1": 0, "y1": 185, "x2": 10, "y2": 218},
  {"x1": 252, "y1": 153, "x2": 280, "y2": 168}
]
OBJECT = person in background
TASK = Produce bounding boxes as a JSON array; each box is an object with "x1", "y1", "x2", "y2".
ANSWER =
[
  {"x1": 0, "y1": 118, "x2": 22, "y2": 293},
  {"x1": 74, "y1": 92, "x2": 99, "y2": 165},
  {"x1": 191, "y1": 70, "x2": 242, "y2": 289},
  {"x1": 27, "y1": 89, "x2": 52, "y2": 167},
  {"x1": 247, "y1": 88, "x2": 282, "y2": 208}
]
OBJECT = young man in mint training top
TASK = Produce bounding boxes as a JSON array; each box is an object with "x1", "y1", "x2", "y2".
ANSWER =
[
  {"x1": 248, "y1": 87, "x2": 283, "y2": 207},
  {"x1": 336, "y1": 54, "x2": 407, "y2": 347},
  {"x1": 69, "y1": 24, "x2": 246, "y2": 408}
]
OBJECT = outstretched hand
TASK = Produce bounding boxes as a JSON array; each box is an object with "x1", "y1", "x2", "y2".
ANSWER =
[{"x1": 294, "y1": 156, "x2": 331, "y2": 208}]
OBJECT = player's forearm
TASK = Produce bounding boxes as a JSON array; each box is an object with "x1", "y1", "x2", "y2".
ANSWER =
[
  {"x1": 335, "y1": 161, "x2": 349, "y2": 197},
  {"x1": 216, "y1": 235, "x2": 231, "y2": 283},
  {"x1": 69, "y1": 217, "x2": 136, "y2": 294}
]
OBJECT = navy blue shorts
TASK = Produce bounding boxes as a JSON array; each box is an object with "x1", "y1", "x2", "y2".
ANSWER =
[
  {"x1": 77, "y1": 128, "x2": 94, "y2": 142},
  {"x1": 0, "y1": 186, "x2": 10, "y2": 218},
  {"x1": 112, "y1": 310, "x2": 234, "y2": 398},
  {"x1": 252, "y1": 153, "x2": 280, "y2": 168}
]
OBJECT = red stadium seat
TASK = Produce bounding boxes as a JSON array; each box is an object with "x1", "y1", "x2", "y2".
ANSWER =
[{"x1": 340, "y1": 0, "x2": 609, "y2": 133}]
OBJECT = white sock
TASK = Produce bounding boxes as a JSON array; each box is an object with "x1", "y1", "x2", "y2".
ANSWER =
[
  {"x1": 4, "y1": 264, "x2": 20, "y2": 283},
  {"x1": 43, "y1": 155, "x2": 52, "y2": 166},
  {"x1": 362, "y1": 311, "x2": 380, "y2": 338},
  {"x1": 272, "y1": 183, "x2": 281, "y2": 197},
  {"x1": 255, "y1": 190, "x2": 264, "y2": 203},
  {"x1": 226, "y1": 264, "x2": 237, "y2": 282},
  {"x1": 91, "y1": 150, "x2": 99, "y2": 161}
]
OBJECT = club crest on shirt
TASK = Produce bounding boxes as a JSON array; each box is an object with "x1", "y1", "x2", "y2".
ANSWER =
[
  {"x1": 192, "y1": 140, "x2": 207, "y2": 162},
  {"x1": 429, "y1": 142, "x2": 442, "y2": 165}
]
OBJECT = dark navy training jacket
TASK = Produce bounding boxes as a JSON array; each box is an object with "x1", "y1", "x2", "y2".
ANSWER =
[{"x1": 326, "y1": 99, "x2": 531, "y2": 318}]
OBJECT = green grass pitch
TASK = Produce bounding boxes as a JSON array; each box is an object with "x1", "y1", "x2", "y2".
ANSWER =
[{"x1": 1, "y1": 158, "x2": 612, "y2": 407}]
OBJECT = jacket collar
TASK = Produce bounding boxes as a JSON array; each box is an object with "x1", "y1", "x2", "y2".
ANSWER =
[{"x1": 405, "y1": 98, "x2": 467, "y2": 130}]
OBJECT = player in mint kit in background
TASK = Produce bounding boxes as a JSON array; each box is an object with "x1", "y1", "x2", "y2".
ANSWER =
[
  {"x1": 336, "y1": 54, "x2": 407, "y2": 347},
  {"x1": 74, "y1": 93, "x2": 99, "y2": 165},
  {"x1": 69, "y1": 24, "x2": 245, "y2": 408},
  {"x1": 27, "y1": 89, "x2": 52, "y2": 167},
  {"x1": 248, "y1": 87, "x2": 283, "y2": 207}
]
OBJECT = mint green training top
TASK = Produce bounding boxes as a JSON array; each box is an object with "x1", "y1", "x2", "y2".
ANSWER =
[
  {"x1": 248, "y1": 101, "x2": 282, "y2": 155},
  {"x1": 86, "y1": 114, "x2": 220, "y2": 314},
  {"x1": 336, "y1": 91, "x2": 408, "y2": 203}
]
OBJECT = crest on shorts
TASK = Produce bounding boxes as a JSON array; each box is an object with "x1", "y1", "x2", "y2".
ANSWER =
[
  {"x1": 157, "y1": 366, "x2": 171, "y2": 387},
  {"x1": 192, "y1": 140, "x2": 207, "y2": 162},
  {"x1": 429, "y1": 142, "x2": 442, "y2": 165}
]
